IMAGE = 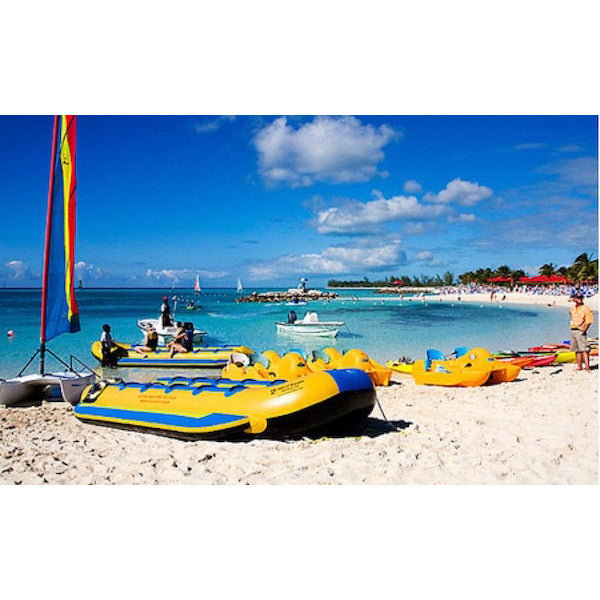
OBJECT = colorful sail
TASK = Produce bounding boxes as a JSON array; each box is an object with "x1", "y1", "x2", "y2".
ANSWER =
[
  {"x1": 194, "y1": 275, "x2": 201, "y2": 293},
  {"x1": 42, "y1": 115, "x2": 80, "y2": 342}
]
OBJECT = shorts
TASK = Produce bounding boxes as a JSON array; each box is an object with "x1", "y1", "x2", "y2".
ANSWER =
[{"x1": 570, "y1": 329, "x2": 590, "y2": 353}]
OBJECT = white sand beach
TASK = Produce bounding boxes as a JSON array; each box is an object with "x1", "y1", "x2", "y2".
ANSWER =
[
  {"x1": 430, "y1": 291, "x2": 599, "y2": 312},
  {"x1": 1, "y1": 359, "x2": 596, "y2": 485}
]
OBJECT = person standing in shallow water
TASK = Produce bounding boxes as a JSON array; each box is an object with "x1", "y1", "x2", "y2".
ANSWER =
[{"x1": 568, "y1": 292, "x2": 594, "y2": 372}]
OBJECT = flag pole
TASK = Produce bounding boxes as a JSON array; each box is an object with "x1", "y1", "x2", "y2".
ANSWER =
[{"x1": 40, "y1": 115, "x2": 60, "y2": 375}]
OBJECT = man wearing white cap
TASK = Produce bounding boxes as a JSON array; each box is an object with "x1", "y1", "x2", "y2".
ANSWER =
[{"x1": 568, "y1": 292, "x2": 594, "y2": 372}]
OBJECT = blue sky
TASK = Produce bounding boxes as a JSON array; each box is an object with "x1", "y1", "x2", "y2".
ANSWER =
[{"x1": 0, "y1": 115, "x2": 597, "y2": 288}]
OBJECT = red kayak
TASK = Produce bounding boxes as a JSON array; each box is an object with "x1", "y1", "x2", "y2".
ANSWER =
[
  {"x1": 528, "y1": 344, "x2": 569, "y2": 352},
  {"x1": 526, "y1": 354, "x2": 558, "y2": 367}
]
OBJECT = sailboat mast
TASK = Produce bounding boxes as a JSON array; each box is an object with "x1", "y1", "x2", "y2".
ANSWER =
[{"x1": 39, "y1": 115, "x2": 60, "y2": 374}]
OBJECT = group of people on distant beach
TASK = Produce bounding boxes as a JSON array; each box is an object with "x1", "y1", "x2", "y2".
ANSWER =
[{"x1": 440, "y1": 283, "x2": 598, "y2": 298}]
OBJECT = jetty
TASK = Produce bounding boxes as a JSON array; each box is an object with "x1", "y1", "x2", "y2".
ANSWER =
[{"x1": 235, "y1": 289, "x2": 338, "y2": 303}]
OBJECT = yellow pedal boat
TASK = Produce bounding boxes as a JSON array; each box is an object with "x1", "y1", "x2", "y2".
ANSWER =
[
  {"x1": 307, "y1": 348, "x2": 392, "y2": 386},
  {"x1": 411, "y1": 347, "x2": 521, "y2": 387},
  {"x1": 222, "y1": 347, "x2": 392, "y2": 386},
  {"x1": 74, "y1": 369, "x2": 376, "y2": 438}
]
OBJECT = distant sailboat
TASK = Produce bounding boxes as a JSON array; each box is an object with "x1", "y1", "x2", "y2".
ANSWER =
[
  {"x1": 0, "y1": 116, "x2": 95, "y2": 406},
  {"x1": 236, "y1": 277, "x2": 243, "y2": 293},
  {"x1": 194, "y1": 275, "x2": 202, "y2": 294}
]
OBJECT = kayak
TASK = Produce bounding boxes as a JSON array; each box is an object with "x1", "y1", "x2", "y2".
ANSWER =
[{"x1": 385, "y1": 360, "x2": 414, "y2": 374}]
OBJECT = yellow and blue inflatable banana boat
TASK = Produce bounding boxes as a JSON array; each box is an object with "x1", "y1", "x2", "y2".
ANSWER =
[
  {"x1": 91, "y1": 341, "x2": 254, "y2": 368},
  {"x1": 74, "y1": 369, "x2": 376, "y2": 439}
]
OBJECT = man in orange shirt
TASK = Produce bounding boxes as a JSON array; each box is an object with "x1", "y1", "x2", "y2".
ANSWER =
[{"x1": 569, "y1": 292, "x2": 594, "y2": 372}]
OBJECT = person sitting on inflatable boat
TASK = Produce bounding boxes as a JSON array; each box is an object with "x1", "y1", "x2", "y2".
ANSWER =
[
  {"x1": 100, "y1": 323, "x2": 118, "y2": 367},
  {"x1": 168, "y1": 321, "x2": 194, "y2": 357},
  {"x1": 134, "y1": 324, "x2": 159, "y2": 357}
]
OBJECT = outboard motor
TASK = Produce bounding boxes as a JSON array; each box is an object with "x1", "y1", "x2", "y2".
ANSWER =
[{"x1": 288, "y1": 310, "x2": 297, "y2": 324}]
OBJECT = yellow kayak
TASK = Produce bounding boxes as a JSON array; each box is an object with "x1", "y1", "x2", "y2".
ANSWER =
[{"x1": 385, "y1": 360, "x2": 414, "y2": 374}]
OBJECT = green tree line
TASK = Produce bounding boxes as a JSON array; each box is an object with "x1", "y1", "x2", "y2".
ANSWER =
[{"x1": 328, "y1": 253, "x2": 598, "y2": 288}]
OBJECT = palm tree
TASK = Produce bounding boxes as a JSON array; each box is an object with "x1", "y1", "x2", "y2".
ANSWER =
[
  {"x1": 570, "y1": 253, "x2": 598, "y2": 282},
  {"x1": 495, "y1": 265, "x2": 512, "y2": 278},
  {"x1": 539, "y1": 263, "x2": 556, "y2": 277},
  {"x1": 556, "y1": 266, "x2": 568, "y2": 277},
  {"x1": 511, "y1": 269, "x2": 526, "y2": 281}
]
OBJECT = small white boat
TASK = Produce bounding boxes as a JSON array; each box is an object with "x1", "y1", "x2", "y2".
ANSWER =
[
  {"x1": 276, "y1": 312, "x2": 344, "y2": 337},
  {"x1": 136, "y1": 318, "x2": 206, "y2": 345},
  {"x1": 285, "y1": 301, "x2": 307, "y2": 306},
  {"x1": 236, "y1": 277, "x2": 243, "y2": 293},
  {"x1": 0, "y1": 371, "x2": 96, "y2": 406}
]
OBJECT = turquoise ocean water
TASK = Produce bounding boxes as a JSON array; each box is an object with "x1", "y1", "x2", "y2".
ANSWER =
[{"x1": 1, "y1": 287, "x2": 594, "y2": 380}]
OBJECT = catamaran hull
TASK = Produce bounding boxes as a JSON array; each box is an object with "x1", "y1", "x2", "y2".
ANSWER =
[{"x1": 0, "y1": 372, "x2": 96, "y2": 406}]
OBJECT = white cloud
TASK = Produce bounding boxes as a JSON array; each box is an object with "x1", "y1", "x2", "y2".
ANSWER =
[
  {"x1": 248, "y1": 241, "x2": 406, "y2": 280},
  {"x1": 194, "y1": 116, "x2": 235, "y2": 134},
  {"x1": 403, "y1": 179, "x2": 422, "y2": 193},
  {"x1": 514, "y1": 142, "x2": 545, "y2": 150},
  {"x1": 413, "y1": 251, "x2": 433, "y2": 261},
  {"x1": 538, "y1": 156, "x2": 598, "y2": 187},
  {"x1": 75, "y1": 261, "x2": 106, "y2": 280},
  {"x1": 145, "y1": 268, "x2": 229, "y2": 283},
  {"x1": 558, "y1": 144, "x2": 585, "y2": 153},
  {"x1": 253, "y1": 116, "x2": 400, "y2": 187},
  {"x1": 423, "y1": 178, "x2": 493, "y2": 207},
  {"x1": 448, "y1": 213, "x2": 476, "y2": 223},
  {"x1": 315, "y1": 192, "x2": 448, "y2": 234},
  {"x1": 5, "y1": 260, "x2": 31, "y2": 280},
  {"x1": 412, "y1": 250, "x2": 442, "y2": 266},
  {"x1": 402, "y1": 222, "x2": 428, "y2": 235}
]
